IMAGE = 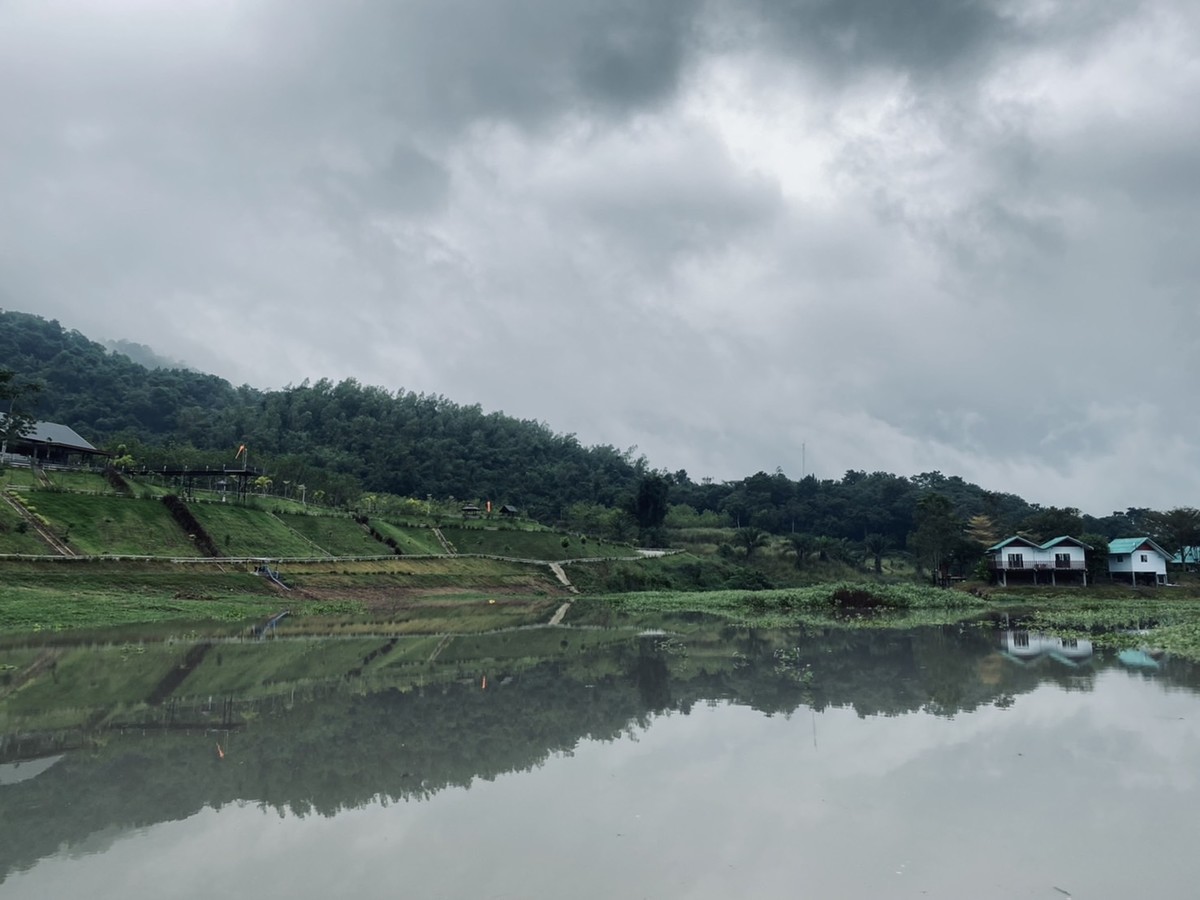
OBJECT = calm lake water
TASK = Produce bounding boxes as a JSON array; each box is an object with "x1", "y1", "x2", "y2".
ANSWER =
[{"x1": 2, "y1": 621, "x2": 1199, "y2": 898}]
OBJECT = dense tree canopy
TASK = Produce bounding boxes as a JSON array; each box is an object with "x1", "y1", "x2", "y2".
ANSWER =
[{"x1": 0, "y1": 310, "x2": 1181, "y2": 543}]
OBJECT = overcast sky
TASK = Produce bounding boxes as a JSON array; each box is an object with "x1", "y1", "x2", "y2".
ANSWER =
[{"x1": 2, "y1": 0, "x2": 1198, "y2": 515}]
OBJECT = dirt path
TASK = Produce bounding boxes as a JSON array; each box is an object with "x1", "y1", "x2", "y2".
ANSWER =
[
  {"x1": 548, "y1": 562, "x2": 578, "y2": 593},
  {"x1": 547, "y1": 562, "x2": 578, "y2": 625}
]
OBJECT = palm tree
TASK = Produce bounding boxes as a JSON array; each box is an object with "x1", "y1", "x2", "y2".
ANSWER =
[
  {"x1": 785, "y1": 533, "x2": 814, "y2": 569},
  {"x1": 863, "y1": 533, "x2": 889, "y2": 574},
  {"x1": 734, "y1": 527, "x2": 771, "y2": 560}
]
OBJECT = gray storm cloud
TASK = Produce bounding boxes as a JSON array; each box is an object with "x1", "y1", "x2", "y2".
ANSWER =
[{"x1": 1, "y1": 0, "x2": 1198, "y2": 514}]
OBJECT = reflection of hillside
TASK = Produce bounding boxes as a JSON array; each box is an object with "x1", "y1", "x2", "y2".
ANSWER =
[{"x1": 2, "y1": 624, "x2": 1199, "y2": 882}]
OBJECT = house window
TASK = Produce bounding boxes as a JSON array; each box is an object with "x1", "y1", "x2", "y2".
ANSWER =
[
  {"x1": 1115, "y1": 555, "x2": 1126, "y2": 562},
  {"x1": 1140, "y1": 554, "x2": 1148, "y2": 563},
  {"x1": 1013, "y1": 632, "x2": 1029, "y2": 647},
  {"x1": 1055, "y1": 553, "x2": 1070, "y2": 568},
  {"x1": 1007, "y1": 553, "x2": 1024, "y2": 569}
]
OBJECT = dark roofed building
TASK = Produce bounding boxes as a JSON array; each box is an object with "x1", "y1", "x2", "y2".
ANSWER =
[{"x1": 0, "y1": 415, "x2": 109, "y2": 466}]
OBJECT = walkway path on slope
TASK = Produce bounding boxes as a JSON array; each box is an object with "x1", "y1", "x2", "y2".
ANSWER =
[
  {"x1": 547, "y1": 562, "x2": 579, "y2": 626},
  {"x1": 431, "y1": 527, "x2": 456, "y2": 555},
  {"x1": 1, "y1": 490, "x2": 76, "y2": 556}
]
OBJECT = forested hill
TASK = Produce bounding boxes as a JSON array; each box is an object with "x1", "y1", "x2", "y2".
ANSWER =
[
  {"x1": 0, "y1": 309, "x2": 642, "y2": 515},
  {"x1": 0, "y1": 310, "x2": 1146, "y2": 543}
]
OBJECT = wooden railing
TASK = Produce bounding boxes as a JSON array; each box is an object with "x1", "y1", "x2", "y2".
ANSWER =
[{"x1": 988, "y1": 559, "x2": 1086, "y2": 571}]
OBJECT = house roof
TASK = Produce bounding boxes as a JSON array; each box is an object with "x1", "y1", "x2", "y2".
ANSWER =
[
  {"x1": 986, "y1": 535, "x2": 1041, "y2": 552},
  {"x1": 0, "y1": 415, "x2": 100, "y2": 453},
  {"x1": 1172, "y1": 546, "x2": 1200, "y2": 565},
  {"x1": 1108, "y1": 537, "x2": 1171, "y2": 557},
  {"x1": 1040, "y1": 536, "x2": 1093, "y2": 550}
]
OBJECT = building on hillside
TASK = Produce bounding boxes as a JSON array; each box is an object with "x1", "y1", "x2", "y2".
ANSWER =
[
  {"x1": 0, "y1": 416, "x2": 109, "y2": 467},
  {"x1": 985, "y1": 535, "x2": 1091, "y2": 587},
  {"x1": 499, "y1": 504, "x2": 519, "y2": 518},
  {"x1": 460, "y1": 504, "x2": 482, "y2": 519},
  {"x1": 1107, "y1": 537, "x2": 1172, "y2": 586}
]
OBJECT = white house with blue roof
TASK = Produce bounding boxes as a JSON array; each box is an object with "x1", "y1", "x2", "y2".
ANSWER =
[
  {"x1": 1107, "y1": 537, "x2": 1172, "y2": 585},
  {"x1": 986, "y1": 535, "x2": 1091, "y2": 587}
]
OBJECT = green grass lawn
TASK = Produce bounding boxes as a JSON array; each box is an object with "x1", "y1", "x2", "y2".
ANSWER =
[
  {"x1": 441, "y1": 525, "x2": 636, "y2": 560},
  {"x1": 187, "y1": 503, "x2": 324, "y2": 557},
  {"x1": 369, "y1": 520, "x2": 447, "y2": 554},
  {"x1": 0, "y1": 467, "x2": 41, "y2": 488},
  {"x1": 19, "y1": 492, "x2": 205, "y2": 556},
  {"x1": 0, "y1": 560, "x2": 286, "y2": 634},
  {"x1": 0, "y1": 583, "x2": 283, "y2": 635},
  {"x1": 0, "y1": 559, "x2": 383, "y2": 642},
  {"x1": 276, "y1": 511, "x2": 389, "y2": 556},
  {"x1": 38, "y1": 470, "x2": 116, "y2": 493}
]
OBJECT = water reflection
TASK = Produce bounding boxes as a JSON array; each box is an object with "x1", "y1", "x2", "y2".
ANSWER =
[
  {"x1": 999, "y1": 629, "x2": 1094, "y2": 664},
  {"x1": 2, "y1": 623, "x2": 1199, "y2": 897}
]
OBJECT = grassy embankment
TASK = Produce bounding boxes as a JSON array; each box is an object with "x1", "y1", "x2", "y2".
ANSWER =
[
  {"x1": 437, "y1": 524, "x2": 635, "y2": 559},
  {"x1": 0, "y1": 476, "x2": 645, "y2": 636},
  {"x1": 18, "y1": 492, "x2": 206, "y2": 556},
  {"x1": 6, "y1": 474, "x2": 1200, "y2": 659}
]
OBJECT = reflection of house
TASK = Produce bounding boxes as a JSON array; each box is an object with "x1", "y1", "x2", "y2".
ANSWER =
[
  {"x1": 1108, "y1": 537, "x2": 1172, "y2": 586},
  {"x1": 985, "y1": 535, "x2": 1091, "y2": 586},
  {"x1": 999, "y1": 630, "x2": 1094, "y2": 666},
  {"x1": 0, "y1": 417, "x2": 109, "y2": 467},
  {"x1": 1117, "y1": 648, "x2": 1162, "y2": 671}
]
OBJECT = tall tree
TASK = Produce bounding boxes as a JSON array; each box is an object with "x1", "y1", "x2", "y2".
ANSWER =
[
  {"x1": 1149, "y1": 507, "x2": 1200, "y2": 565},
  {"x1": 632, "y1": 473, "x2": 670, "y2": 531},
  {"x1": 909, "y1": 493, "x2": 964, "y2": 579},
  {"x1": 1079, "y1": 533, "x2": 1110, "y2": 581},
  {"x1": 1018, "y1": 505, "x2": 1083, "y2": 542},
  {"x1": 0, "y1": 369, "x2": 40, "y2": 457}
]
